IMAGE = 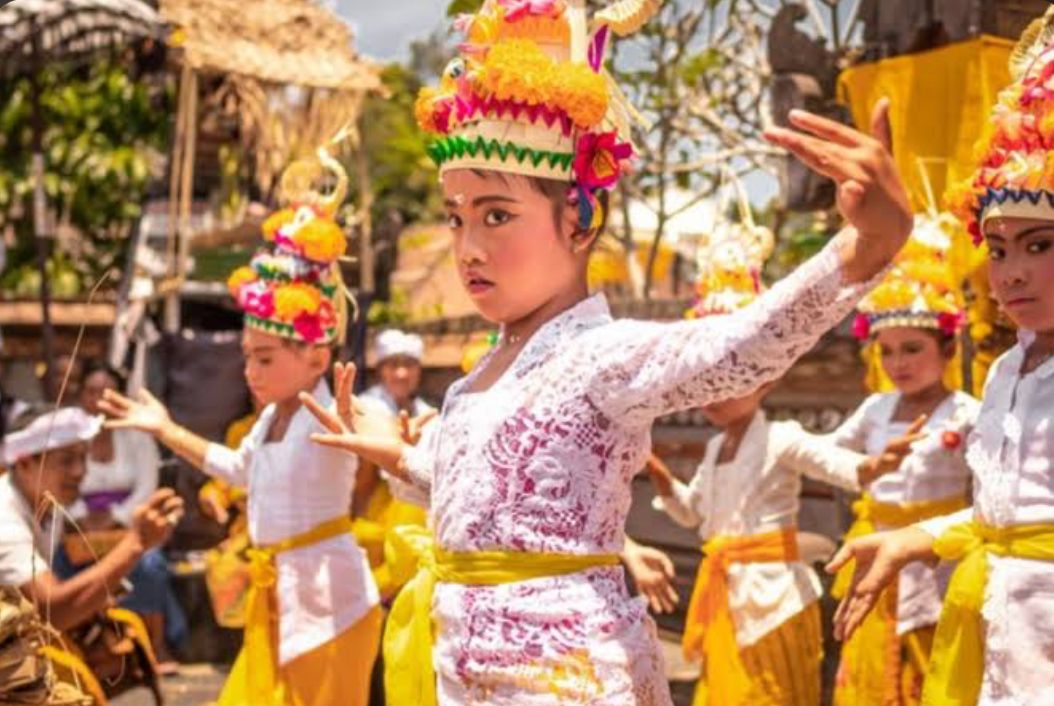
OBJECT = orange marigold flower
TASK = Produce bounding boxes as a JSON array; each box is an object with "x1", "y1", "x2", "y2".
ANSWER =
[
  {"x1": 227, "y1": 266, "x2": 257, "y2": 297},
  {"x1": 262, "y1": 208, "x2": 296, "y2": 242},
  {"x1": 292, "y1": 219, "x2": 347, "y2": 263},
  {"x1": 274, "y1": 283, "x2": 323, "y2": 321}
]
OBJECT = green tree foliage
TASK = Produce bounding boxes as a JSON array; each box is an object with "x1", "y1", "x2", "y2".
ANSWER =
[{"x1": 0, "y1": 59, "x2": 170, "y2": 297}]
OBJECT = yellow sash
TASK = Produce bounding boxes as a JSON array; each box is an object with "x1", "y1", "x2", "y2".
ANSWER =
[
  {"x1": 682, "y1": 527, "x2": 799, "y2": 706},
  {"x1": 382, "y1": 525, "x2": 620, "y2": 706},
  {"x1": 921, "y1": 521, "x2": 1054, "y2": 706},
  {"x1": 242, "y1": 515, "x2": 354, "y2": 704},
  {"x1": 832, "y1": 494, "x2": 968, "y2": 599}
]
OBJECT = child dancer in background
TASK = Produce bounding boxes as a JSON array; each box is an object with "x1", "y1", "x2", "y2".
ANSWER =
[
  {"x1": 830, "y1": 11, "x2": 1054, "y2": 704},
  {"x1": 831, "y1": 214, "x2": 980, "y2": 706},
  {"x1": 100, "y1": 152, "x2": 381, "y2": 706},
  {"x1": 644, "y1": 219, "x2": 920, "y2": 706}
]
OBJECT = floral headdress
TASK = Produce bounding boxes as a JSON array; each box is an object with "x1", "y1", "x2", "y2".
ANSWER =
[
  {"x1": 687, "y1": 172, "x2": 774, "y2": 318},
  {"x1": 227, "y1": 149, "x2": 351, "y2": 345},
  {"x1": 947, "y1": 8, "x2": 1054, "y2": 242},
  {"x1": 415, "y1": 0, "x2": 661, "y2": 230},
  {"x1": 852, "y1": 213, "x2": 965, "y2": 339}
]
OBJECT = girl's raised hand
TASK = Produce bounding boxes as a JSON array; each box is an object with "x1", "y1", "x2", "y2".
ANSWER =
[
  {"x1": 764, "y1": 99, "x2": 913, "y2": 279},
  {"x1": 299, "y1": 362, "x2": 403, "y2": 469},
  {"x1": 99, "y1": 388, "x2": 172, "y2": 435}
]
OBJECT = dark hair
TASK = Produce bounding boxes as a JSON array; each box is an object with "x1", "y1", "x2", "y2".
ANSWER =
[{"x1": 79, "y1": 359, "x2": 126, "y2": 388}]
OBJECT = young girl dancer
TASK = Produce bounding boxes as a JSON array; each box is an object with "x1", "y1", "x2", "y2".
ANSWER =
[
  {"x1": 644, "y1": 219, "x2": 919, "y2": 706},
  {"x1": 831, "y1": 215, "x2": 980, "y2": 706},
  {"x1": 829, "y1": 10, "x2": 1054, "y2": 704},
  {"x1": 99, "y1": 153, "x2": 381, "y2": 706},
  {"x1": 301, "y1": 0, "x2": 913, "y2": 702}
]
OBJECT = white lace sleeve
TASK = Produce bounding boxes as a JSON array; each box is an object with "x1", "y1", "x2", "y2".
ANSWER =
[
  {"x1": 398, "y1": 419, "x2": 438, "y2": 506},
  {"x1": 587, "y1": 242, "x2": 879, "y2": 426}
]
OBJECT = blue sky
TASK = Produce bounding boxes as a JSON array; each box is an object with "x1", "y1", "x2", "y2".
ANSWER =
[{"x1": 336, "y1": 0, "x2": 448, "y2": 61}]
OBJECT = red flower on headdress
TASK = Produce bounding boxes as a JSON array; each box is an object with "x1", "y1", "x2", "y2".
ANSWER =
[
  {"x1": 937, "y1": 311, "x2": 965, "y2": 336},
  {"x1": 293, "y1": 312, "x2": 325, "y2": 344},
  {"x1": 851, "y1": 313, "x2": 872, "y2": 341},
  {"x1": 573, "y1": 132, "x2": 632, "y2": 190}
]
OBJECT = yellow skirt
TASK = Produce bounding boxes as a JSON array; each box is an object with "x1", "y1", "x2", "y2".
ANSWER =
[
  {"x1": 834, "y1": 585, "x2": 934, "y2": 706},
  {"x1": 692, "y1": 602, "x2": 823, "y2": 706},
  {"x1": 215, "y1": 605, "x2": 382, "y2": 706}
]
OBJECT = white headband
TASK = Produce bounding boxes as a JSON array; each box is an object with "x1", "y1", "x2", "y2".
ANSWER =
[
  {"x1": 375, "y1": 330, "x2": 424, "y2": 364},
  {"x1": 2, "y1": 408, "x2": 102, "y2": 465}
]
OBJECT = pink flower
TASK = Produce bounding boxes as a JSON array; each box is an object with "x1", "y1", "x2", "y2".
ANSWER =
[
  {"x1": 293, "y1": 312, "x2": 325, "y2": 343},
  {"x1": 499, "y1": 0, "x2": 562, "y2": 22},
  {"x1": 572, "y1": 132, "x2": 632, "y2": 190},
  {"x1": 937, "y1": 311, "x2": 965, "y2": 336},
  {"x1": 851, "y1": 313, "x2": 871, "y2": 340},
  {"x1": 241, "y1": 286, "x2": 275, "y2": 319}
]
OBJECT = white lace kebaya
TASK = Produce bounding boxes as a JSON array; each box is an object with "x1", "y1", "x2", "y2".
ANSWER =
[
  {"x1": 831, "y1": 390, "x2": 979, "y2": 635},
  {"x1": 918, "y1": 331, "x2": 1054, "y2": 706},
  {"x1": 401, "y1": 243, "x2": 881, "y2": 705}
]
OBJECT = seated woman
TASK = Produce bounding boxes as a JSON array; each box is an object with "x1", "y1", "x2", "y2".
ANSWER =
[{"x1": 60, "y1": 362, "x2": 186, "y2": 674}]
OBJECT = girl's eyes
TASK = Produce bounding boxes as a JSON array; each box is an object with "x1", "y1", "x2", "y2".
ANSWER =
[
  {"x1": 1027, "y1": 238, "x2": 1052, "y2": 254},
  {"x1": 988, "y1": 246, "x2": 1005, "y2": 262},
  {"x1": 447, "y1": 213, "x2": 463, "y2": 229},
  {"x1": 484, "y1": 209, "x2": 513, "y2": 226}
]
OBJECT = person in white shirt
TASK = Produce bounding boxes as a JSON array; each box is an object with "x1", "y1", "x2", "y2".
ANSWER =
[
  {"x1": 98, "y1": 150, "x2": 382, "y2": 706},
  {"x1": 640, "y1": 210, "x2": 915, "y2": 706},
  {"x1": 829, "y1": 213, "x2": 980, "y2": 706},
  {"x1": 828, "y1": 11, "x2": 1054, "y2": 704},
  {"x1": 0, "y1": 407, "x2": 181, "y2": 631},
  {"x1": 362, "y1": 329, "x2": 435, "y2": 419}
]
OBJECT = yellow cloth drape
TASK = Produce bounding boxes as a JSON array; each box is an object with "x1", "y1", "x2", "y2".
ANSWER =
[
  {"x1": 237, "y1": 515, "x2": 356, "y2": 706},
  {"x1": 838, "y1": 37, "x2": 1015, "y2": 393},
  {"x1": 692, "y1": 601, "x2": 823, "y2": 706},
  {"x1": 217, "y1": 605, "x2": 381, "y2": 706},
  {"x1": 832, "y1": 494, "x2": 969, "y2": 600},
  {"x1": 351, "y1": 479, "x2": 428, "y2": 599},
  {"x1": 681, "y1": 528, "x2": 799, "y2": 706},
  {"x1": 921, "y1": 522, "x2": 1054, "y2": 706},
  {"x1": 382, "y1": 525, "x2": 620, "y2": 706}
]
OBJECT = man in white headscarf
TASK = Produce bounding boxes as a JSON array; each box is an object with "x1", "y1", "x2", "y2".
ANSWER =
[{"x1": 361, "y1": 330, "x2": 434, "y2": 419}]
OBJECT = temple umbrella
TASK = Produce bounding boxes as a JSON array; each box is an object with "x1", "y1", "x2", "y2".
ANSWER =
[{"x1": 0, "y1": 0, "x2": 166, "y2": 397}]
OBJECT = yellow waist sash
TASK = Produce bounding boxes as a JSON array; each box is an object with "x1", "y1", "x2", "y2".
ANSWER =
[
  {"x1": 243, "y1": 515, "x2": 354, "y2": 703},
  {"x1": 921, "y1": 521, "x2": 1054, "y2": 706},
  {"x1": 382, "y1": 525, "x2": 620, "y2": 706},
  {"x1": 832, "y1": 493, "x2": 968, "y2": 599},
  {"x1": 683, "y1": 527, "x2": 799, "y2": 706}
]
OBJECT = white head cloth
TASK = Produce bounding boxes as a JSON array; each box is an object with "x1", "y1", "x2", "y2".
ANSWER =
[
  {"x1": 2, "y1": 407, "x2": 102, "y2": 465},
  {"x1": 375, "y1": 330, "x2": 424, "y2": 364}
]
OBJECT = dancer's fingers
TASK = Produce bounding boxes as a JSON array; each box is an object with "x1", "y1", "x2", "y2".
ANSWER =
[{"x1": 299, "y1": 392, "x2": 346, "y2": 433}]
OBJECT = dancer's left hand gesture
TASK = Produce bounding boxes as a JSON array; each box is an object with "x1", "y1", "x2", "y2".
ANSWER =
[
  {"x1": 623, "y1": 538, "x2": 679, "y2": 615},
  {"x1": 300, "y1": 362, "x2": 405, "y2": 474},
  {"x1": 764, "y1": 98, "x2": 913, "y2": 281},
  {"x1": 825, "y1": 526, "x2": 936, "y2": 640}
]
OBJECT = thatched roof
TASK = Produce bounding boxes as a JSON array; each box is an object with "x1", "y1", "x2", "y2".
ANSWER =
[
  {"x1": 161, "y1": 0, "x2": 382, "y2": 91},
  {"x1": 0, "y1": 0, "x2": 166, "y2": 78}
]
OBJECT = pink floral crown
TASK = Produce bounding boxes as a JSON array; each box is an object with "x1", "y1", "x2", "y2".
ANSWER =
[
  {"x1": 416, "y1": 0, "x2": 661, "y2": 229},
  {"x1": 227, "y1": 152, "x2": 350, "y2": 345}
]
